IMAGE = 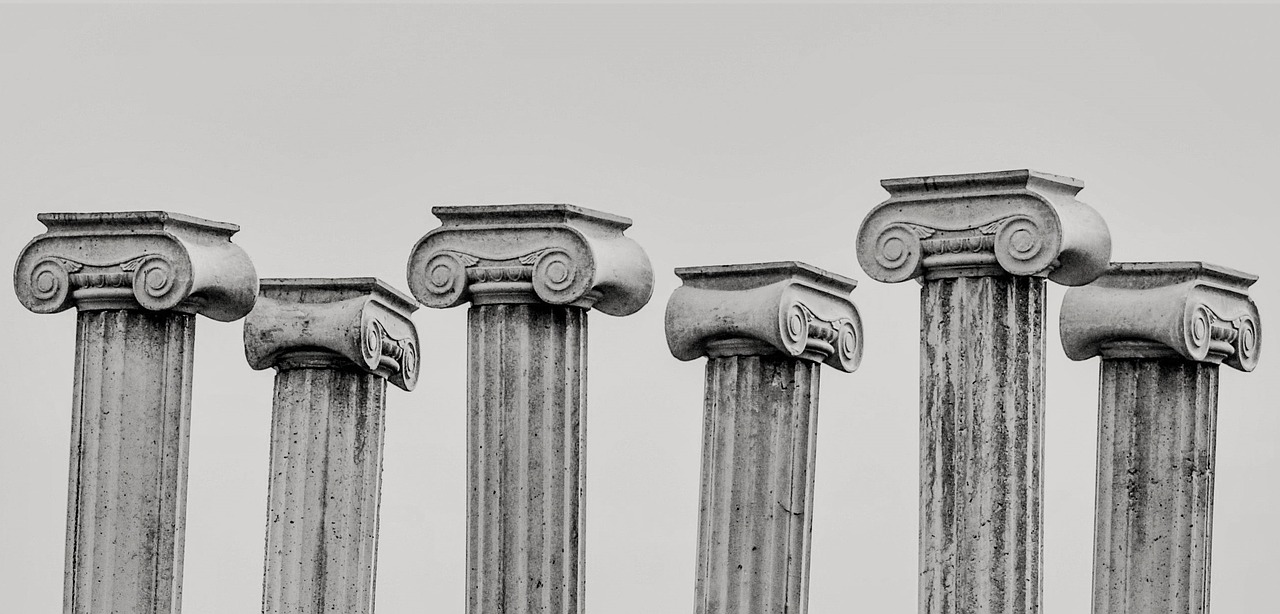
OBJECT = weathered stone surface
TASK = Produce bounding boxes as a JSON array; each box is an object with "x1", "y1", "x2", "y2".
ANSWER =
[
  {"x1": 666, "y1": 261, "x2": 863, "y2": 372},
  {"x1": 1092, "y1": 359, "x2": 1217, "y2": 614},
  {"x1": 856, "y1": 169, "x2": 1111, "y2": 285},
  {"x1": 245, "y1": 277, "x2": 421, "y2": 390},
  {"x1": 1060, "y1": 262, "x2": 1262, "y2": 614},
  {"x1": 665, "y1": 261, "x2": 861, "y2": 614},
  {"x1": 12, "y1": 211, "x2": 257, "y2": 614},
  {"x1": 1060, "y1": 262, "x2": 1260, "y2": 371},
  {"x1": 243, "y1": 278, "x2": 419, "y2": 614},
  {"x1": 406, "y1": 204, "x2": 652, "y2": 614},
  {"x1": 15, "y1": 211, "x2": 258, "y2": 319},
  {"x1": 919, "y1": 275, "x2": 1044, "y2": 614},
  {"x1": 407, "y1": 203, "x2": 653, "y2": 314}
]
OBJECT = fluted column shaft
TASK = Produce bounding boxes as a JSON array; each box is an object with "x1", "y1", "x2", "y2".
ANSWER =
[
  {"x1": 468, "y1": 303, "x2": 587, "y2": 614},
  {"x1": 919, "y1": 275, "x2": 1045, "y2": 614},
  {"x1": 65, "y1": 309, "x2": 196, "y2": 614},
  {"x1": 1092, "y1": 359, "x2": 1217, "y2": 614},
  {"x1": 696, "y1": 355, "x2": 820, "y2": 614},
  {"x1": 262, "y1": 365, "x2": 387, "y2": 614}
]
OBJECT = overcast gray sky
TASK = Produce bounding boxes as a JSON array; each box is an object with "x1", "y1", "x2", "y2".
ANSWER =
[{"x1": 2, "y1": 4, "x2": 1276, "y2": 613}]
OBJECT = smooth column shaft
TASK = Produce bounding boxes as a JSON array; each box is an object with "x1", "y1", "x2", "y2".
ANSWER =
[
  {"x1": 468, "y1": 304, "x2": 587, "y2": 614},
  {"x1": 919, "y1": 276, "x2": 1045, "y2": 614},
  {"x1": 262, "y1": 367, "x2": 387, "y2": 614},
  {"x1": 65, "y1": 309, "x2": 196, "y2": 614},
  {"x1": 1093, "y1": 359, "x2": 1218, "y2": 614},
  {"x1": 696, "y1": 355, "x2": 820, "y2": 614}
]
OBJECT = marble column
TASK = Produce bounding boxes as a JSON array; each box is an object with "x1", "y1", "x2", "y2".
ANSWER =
[
  {"x1": 407, "y1": 204, "x2": 653, "y2": 614},
  {"x1": 665, "y1": 262, "x2": 864, "y2": 614},
  {"x1": 1060, "y1": 262, "x2": 1261, "y2": 614},
  {"x1": 856, "y1": 170, "x2": 1112, "y2": 614},
  {"x1": 13, "y1": 211, "x2": 258, "y2": 614},
  {"x1": 243, "y1": 278, "x2": 421, "y2": 614}
]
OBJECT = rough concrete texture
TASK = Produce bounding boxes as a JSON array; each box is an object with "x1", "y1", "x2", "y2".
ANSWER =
[
  {"x1": 467, "y1": 304, "x2": 587, "y2": 614},
  {"x1": 1093, "y1": 359, "x2": 1217, "y2": 614},
  {"x1": 919, "y1": 276, "x2": 1045, "y2": 614},
  {"x1": 695, "y1": 355, "x2": 820, "y2": 614},
  {"x1": 64, "y1": 309, "x2": 195, "y2": 614}
]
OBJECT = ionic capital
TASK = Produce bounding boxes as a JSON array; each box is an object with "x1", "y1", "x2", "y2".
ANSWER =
[
  {"x1": 856, "y1": 169, "x2": 1112, "y2": 285},
  {"x1": 243, "y1": 278, "x2": 421, "y2": 391},
  {"x1": 1060, "y1": 262, "x2": 1261, "y2": 372},
  {"x1": 13, "y1": 211, "x2": 258, "y2": 321},
  {"x1": 665, "y1": 262, "x2": 863, "y2": 372},
  {"x1": 406, "y1": 204, "x2": 653, "y2": 315}
]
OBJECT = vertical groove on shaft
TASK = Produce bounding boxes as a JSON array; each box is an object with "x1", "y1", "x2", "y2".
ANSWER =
[
  {"x1": 468, "y1": 304, "x2": 587, "y2": 614},
  {"x1": 695, "y1": 355, "x2": 820, "y2": 614},
  {"x1": 920, "y1": 276, "x2": 1045, "y2": 614},
  {"x1": 1092, "y1": 359, "x2": 1218, "y2": 614},
  {"x1": 262, "y1": 368, "x2": 387, "y2": 614},
  {"x1": 65, "y1": 309, "x2": 196, "y2": 614}
]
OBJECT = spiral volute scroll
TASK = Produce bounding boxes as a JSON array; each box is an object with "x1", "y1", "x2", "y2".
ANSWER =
[
  {"x1": 779, "y1": 302, "x2": 810, "y2": 357},
  {"x1": 1228, "y1": 315, "x2": 1261, "y2": 372},
  {"x1": 993, "y1": 215, "x2": 1058, "y2": 277},
  {"x1": 828, "y1": 318, "x2": 863, "y2": 373},
  {"x1": 862, "y1": 223, "x2": 926, "y2": 283},
  {"x1": 130, "y1": 255, "x2": 192, "y2": 312},
  {"x1": 414, "y1": 251, "x2": 471, "y2": 309},
  {"x1": 1183, "y1": 303, "x2": 1216, "y2": 363},
  {"x1": 532, "y1": 247, "x2": 594, "y2": 306},
  {"x1": 23, "y1": 258, "x2": 75, "y2": 314}
]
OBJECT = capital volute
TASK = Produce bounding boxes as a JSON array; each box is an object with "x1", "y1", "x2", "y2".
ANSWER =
[
  {"x1": 1060, "y1": 262, "x2": 1261, "y2": 372},
  {"x1": 13, "y1": 211, "x2": 258, "y2": 321},
  {"x1": 243, "y1": 278, "x2": 421, "y2": 391},
  {"x1": 406, "y1": 204, "x2": 654, "y2": 315},
  {"x1": 856, "y1": 170, "x2": 1112, "y2": 285},
  {"x1": 665, "y1": 262, "x2": 864, "y2": 372}
]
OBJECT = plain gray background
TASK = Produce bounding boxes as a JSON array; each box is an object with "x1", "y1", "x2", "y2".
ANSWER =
[{"x1": 1, "y1": 4, "x2": 1275, "y2": 612}]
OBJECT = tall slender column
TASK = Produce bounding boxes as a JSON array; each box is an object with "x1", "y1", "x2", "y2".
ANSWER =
[
  {"x1": 13, "y1": 211, "x2": 258, "y2": 614},
  {"x1": 243, "y1": 278, "x2": 420, "y2": 614},
  {"x1": 407, "y1": 204, "x2": 653, "y2": 614},
  {"x1": 1060, "y1": 262, "x2": 1261, "y2": 614},
  {"x1": 665, "y1": 262, "x2": 864, "y2": 614},
  {"x1": 856, "y1": 170, "x2": 1112, "y2": 614}
]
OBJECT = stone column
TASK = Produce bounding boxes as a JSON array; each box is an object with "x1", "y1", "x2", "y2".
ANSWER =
[
  {"x1": 665, "y1": 262, "x2": 864, "y2": 614},
  {"x1": 407, "y1": 204, "x2": 653, "y2": 614},
  {"x1": 1060, "y1": 262, "x2": 1261, "y2": 614},
  {"x1": 243, "y1": 278, "x2": 421, "y2": 614},
  {"x1": 856, "y1": 170, "x2": 1112, "y2": 614},
  {"x1": 13, "y1": 211, "x2": 258, "y2": 614}
]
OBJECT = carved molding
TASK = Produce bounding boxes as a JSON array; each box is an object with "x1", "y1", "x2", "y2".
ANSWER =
[
  {"x1": 1060, "y1": 262, "x2": 1261, "y2": 372},
  {"x1": 13, "y1": 211, "x2": 258, "y2": 321},
  {"x1": 406, "y1": 204, "x2": 653, "y2": 316},
  {"x1": 856, "y1": 169, "x2": 1112, "y2": 285},
  {"x1": 243, "y1": 278, "x2": 421, "y2": 391},
  {"x1": 665, "y1": 262, "x2": 863, "y2": 373}
]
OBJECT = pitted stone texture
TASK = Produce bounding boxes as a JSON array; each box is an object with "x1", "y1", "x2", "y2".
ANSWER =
[
  {"x1": 262, "y1": 368, "x2": 387, "y2": 614},
  {"x1": 245, "y1": 277, "x2": 421, "y2": 390},
  {"x1": 856, "y1": 170, "x2": 1110, "y2": 285},
  {"x1": 695, "y1": 355, "x2": 820, "y2": 614},
  {"x1": 407, "y1": 204, "x2": 653, "y2": 314},
  {"x1": 467, "y1": 304, "x2": 586, "y2": 614},
  {"x1": 1061, "y1": 262, "x2": 1260, "y2": 371},
  {"x1": 15, "y1": 211, "x2": 257, "y2": 319},
  {"x1": 1092, "y1": 359, "x2": 1217, "y2": 614},
  {"x1": 920, "y1": 276, "x2": 1045, "y2": 614},
  {"x1": 665, "y1": 262, "x2": 863, "y2": 372},
  {"x1": 63, "y1": 310, "x2": 195, "y2": 614}
]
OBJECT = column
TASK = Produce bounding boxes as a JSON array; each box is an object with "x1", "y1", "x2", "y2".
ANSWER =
[
  {"x1": 13, "y1": 211, "x2": 258, "y2": 614},
  {"x1": 243, "y1": 278, "x2": 421, "y2": 614},
  {"x1": 855, "y1": 170, "x2": 1112, "y2": 614},
  {"x1": 407, "y1": 204, "x2": 653, "y2": 614},
  {"x1": 665, "y1": 262, "x2": 864, "y2": 614},
  {"x1": 1060, "y1": 262, "x2": 1261, "y2": 614}
]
